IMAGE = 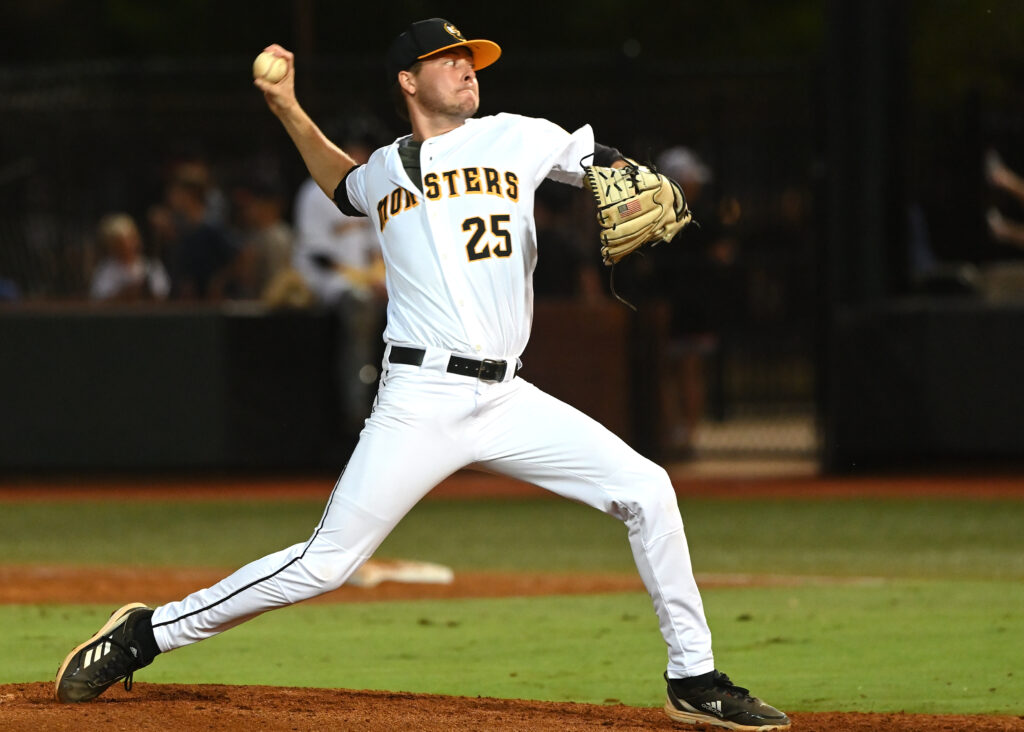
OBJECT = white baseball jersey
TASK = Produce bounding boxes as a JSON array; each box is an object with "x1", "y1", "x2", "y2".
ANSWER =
[
  {"x1": 150, "y1": 110, "x2": 715, "y2": 683},
  {"x1": 340, "y1": 113, "x2": 595, "y2": 360}
]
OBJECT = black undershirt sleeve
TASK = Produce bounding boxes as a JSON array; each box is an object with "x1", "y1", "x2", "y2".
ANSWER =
[
  {"x1": 332, "y1": 164, "x2": 367, "y2": 218},
  {"x1": 593, "y1": 143, "x2": 625, "y2": 167}
]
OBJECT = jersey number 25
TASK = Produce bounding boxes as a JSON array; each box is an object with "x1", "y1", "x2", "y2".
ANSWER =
[{"x1": 463, "y1": 214, "x2": 512, "y2": 261}]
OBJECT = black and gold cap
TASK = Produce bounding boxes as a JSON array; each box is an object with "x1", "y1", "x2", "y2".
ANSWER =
[{"x1": 386, "y1": 18, "x2": 501, "y2": 81}]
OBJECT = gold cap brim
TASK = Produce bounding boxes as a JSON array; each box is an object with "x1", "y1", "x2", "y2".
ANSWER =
[{"x1": 418, "y1": 39, "x2": 502, "y2": 71}]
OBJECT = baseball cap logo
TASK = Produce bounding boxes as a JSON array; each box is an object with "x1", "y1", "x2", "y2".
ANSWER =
[{"x1": 443, "y1": 22, "x2": 466, "y2": 41}]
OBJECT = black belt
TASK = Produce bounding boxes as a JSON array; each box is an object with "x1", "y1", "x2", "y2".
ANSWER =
[{"x1": 389, "y1": 345, "x2": 515, "y2": 383}]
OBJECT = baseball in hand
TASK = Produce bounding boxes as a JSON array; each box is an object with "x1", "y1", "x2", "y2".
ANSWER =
[{"x1": 253, "y1": 52, "x2": 287, "y2": 83}]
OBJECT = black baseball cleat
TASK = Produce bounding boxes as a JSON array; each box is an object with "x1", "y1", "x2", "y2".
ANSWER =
[
  {"x1": 55, "y1": 603, "x2": 156, "y2": 703},
  {"x1": 664, "y1": 670, "x2": 791, "y2": 730}
]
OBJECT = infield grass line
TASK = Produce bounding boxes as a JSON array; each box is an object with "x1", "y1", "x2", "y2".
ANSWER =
[{"x1": 1, "y1": 497, "x2": 1023, "y2": 579}]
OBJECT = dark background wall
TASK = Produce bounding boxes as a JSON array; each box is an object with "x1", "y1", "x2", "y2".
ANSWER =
[
  {"x1": 0, "y1": 307, "x2": 338, "y2": 469},
  {"x1": 830, "y1": 302, "x2": 1024, "y2": 465},
  {"x1": 0, "y1": 303, "x2": 653, "y2": 471}
]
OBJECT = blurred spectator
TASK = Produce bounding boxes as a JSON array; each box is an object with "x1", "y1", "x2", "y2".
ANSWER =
[
  {"x1": 653, "y1": 146, "x2": 742, "y2": 457},
  {"x1": 977, "y1": 149, "x2": 1024, "y2": 302},
  {"x1": 89, "y1": 213, "x2": 170, "y2": 302},
  {"x1": 0, "y1": 275, "x2": 19, "y2": 302},
  {"x1": 293, "y1": 140, "x2": 384, "y2": 306},
  {"x1": 742, "y1": 185, "x2": 816, "y2": 319},
  {"x1": 985, "y1": 149, "x2": 1024, "y2": 249},
  {"x1": 532, "y1": 181, "x2": 603, "y2": 301},
  {"x1": 151, "y1": 164, "x2": 238, "y2": 300},
  {"x1": 165, "y1": 154, "x2": 230, "y2": 227},
  {"x1": 292, "y1": 138, "x2": 386, "y2": 432},
  {"x1": 905, "y1": 198, "x2": 980, "y2": 297},
  {"x1": 229, "y1": 178, "x2": 294, "y2": 300}
]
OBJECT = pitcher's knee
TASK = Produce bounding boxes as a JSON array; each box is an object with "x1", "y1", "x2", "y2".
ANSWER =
[
  {"x1": 293, "y1": 546, "x2": 355, "y2": 594},
  {"x1": 640, "y1": 479, "x2": 681, "y2": 518},
  {"x1": 612, "y1": 464, "x2": 683, "y2": 526},
  {"x1": 633, "y1": 462, "x2": 675, "y2": 501}
]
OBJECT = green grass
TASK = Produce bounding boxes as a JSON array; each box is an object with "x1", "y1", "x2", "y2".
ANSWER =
[
  {"x1": 3, "y1": 493, "x2": 1024, "y2": 714},
  {"x1": 7, "y1": 580, "x2": 1022, "y2": 713},
  {"x1": 3, "y1": 497, "x2": 1024, "y2": 579}
]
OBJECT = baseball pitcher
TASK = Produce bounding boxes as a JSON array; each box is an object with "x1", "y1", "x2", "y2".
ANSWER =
[{"x1": 56, "y1": 18, "x2": 789, "y2": 731}]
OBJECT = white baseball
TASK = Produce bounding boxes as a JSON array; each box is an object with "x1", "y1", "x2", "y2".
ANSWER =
[{"x1": 253, "y1": 52, "x2": 287, "y2": 83}]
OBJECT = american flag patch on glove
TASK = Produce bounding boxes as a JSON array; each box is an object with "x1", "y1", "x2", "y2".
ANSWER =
[{"x1": 617, "y1": 199, "x2": 642, "y2": 217}]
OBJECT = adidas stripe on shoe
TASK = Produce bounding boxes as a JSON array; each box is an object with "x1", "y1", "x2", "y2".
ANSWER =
[
  {"x1": 55, "y1": 603, "x2": 155, "y2": 703},
  {"x1": 664, "y1": 670, "x2": 791, "y2": 731}
]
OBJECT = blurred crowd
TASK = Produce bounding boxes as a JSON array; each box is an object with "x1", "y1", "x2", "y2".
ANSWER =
[
  {"x1": 82, "y1": 153, "x2": 384, "y2": 309},
  {"x1": 0, "y1": 134, "x2": 820, "y2": 453}
]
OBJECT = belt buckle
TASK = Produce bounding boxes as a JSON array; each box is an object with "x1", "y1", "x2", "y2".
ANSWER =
[{"x1": 478, "y1": 358, "x2": 505, "y2": 383}]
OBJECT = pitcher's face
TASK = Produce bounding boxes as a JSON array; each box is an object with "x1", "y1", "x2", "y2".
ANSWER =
[{"x1": 411, "y1": 48, "x2": 479, "y2": 119}]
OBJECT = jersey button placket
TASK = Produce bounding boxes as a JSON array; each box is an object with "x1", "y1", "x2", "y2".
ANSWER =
[
  {"x1": 425, "y1": 186, "x2": 477, "y2": 351},
  {"x1": 422, "y1": 134, "x2": 491, "y2": 356}
]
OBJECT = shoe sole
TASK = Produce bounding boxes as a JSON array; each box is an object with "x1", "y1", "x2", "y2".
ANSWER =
[
  {"x1": 664, "y1": 698, "x2": 791, "y2": 731},
  {"x1": 54, "y1": 602, "x2": 149, "y2": 703}
]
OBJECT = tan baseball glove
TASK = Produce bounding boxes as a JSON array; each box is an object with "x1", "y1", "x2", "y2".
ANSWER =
[{"x1": 584, "y1": 158, "x2": 693, "y2": 265}]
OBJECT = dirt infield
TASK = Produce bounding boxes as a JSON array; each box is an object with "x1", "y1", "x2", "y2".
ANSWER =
[
  {"x1": 0, "y1": 564, "x2": 892, "y2": 605},
  {"x1": 0, "y1": 565, "x2": 649, "y2": 604},
  {"x1": 2, "y1": 682, "x2": 1023, "y2": 731},
  {"x1": 3, "y1": 468, "x2": 1024, "y2": 503}
]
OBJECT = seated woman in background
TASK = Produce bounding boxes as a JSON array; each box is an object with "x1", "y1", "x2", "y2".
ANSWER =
[{"x1": 90, "y1": 213, "x2": 170, "y2": 302}]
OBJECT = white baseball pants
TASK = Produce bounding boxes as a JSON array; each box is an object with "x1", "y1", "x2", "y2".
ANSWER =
[{"x1": 150, "y1": 344, "x2": 715, "y2": 679}]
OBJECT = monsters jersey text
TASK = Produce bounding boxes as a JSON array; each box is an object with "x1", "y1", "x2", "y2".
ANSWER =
[{"x1": 338, "y1": 113, "x2": 595, "y2": 360}]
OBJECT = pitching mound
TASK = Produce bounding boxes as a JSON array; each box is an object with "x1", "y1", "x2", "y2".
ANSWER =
[{"x1": 3, "y1": 682, "x2": 1024, "y2": 731}]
